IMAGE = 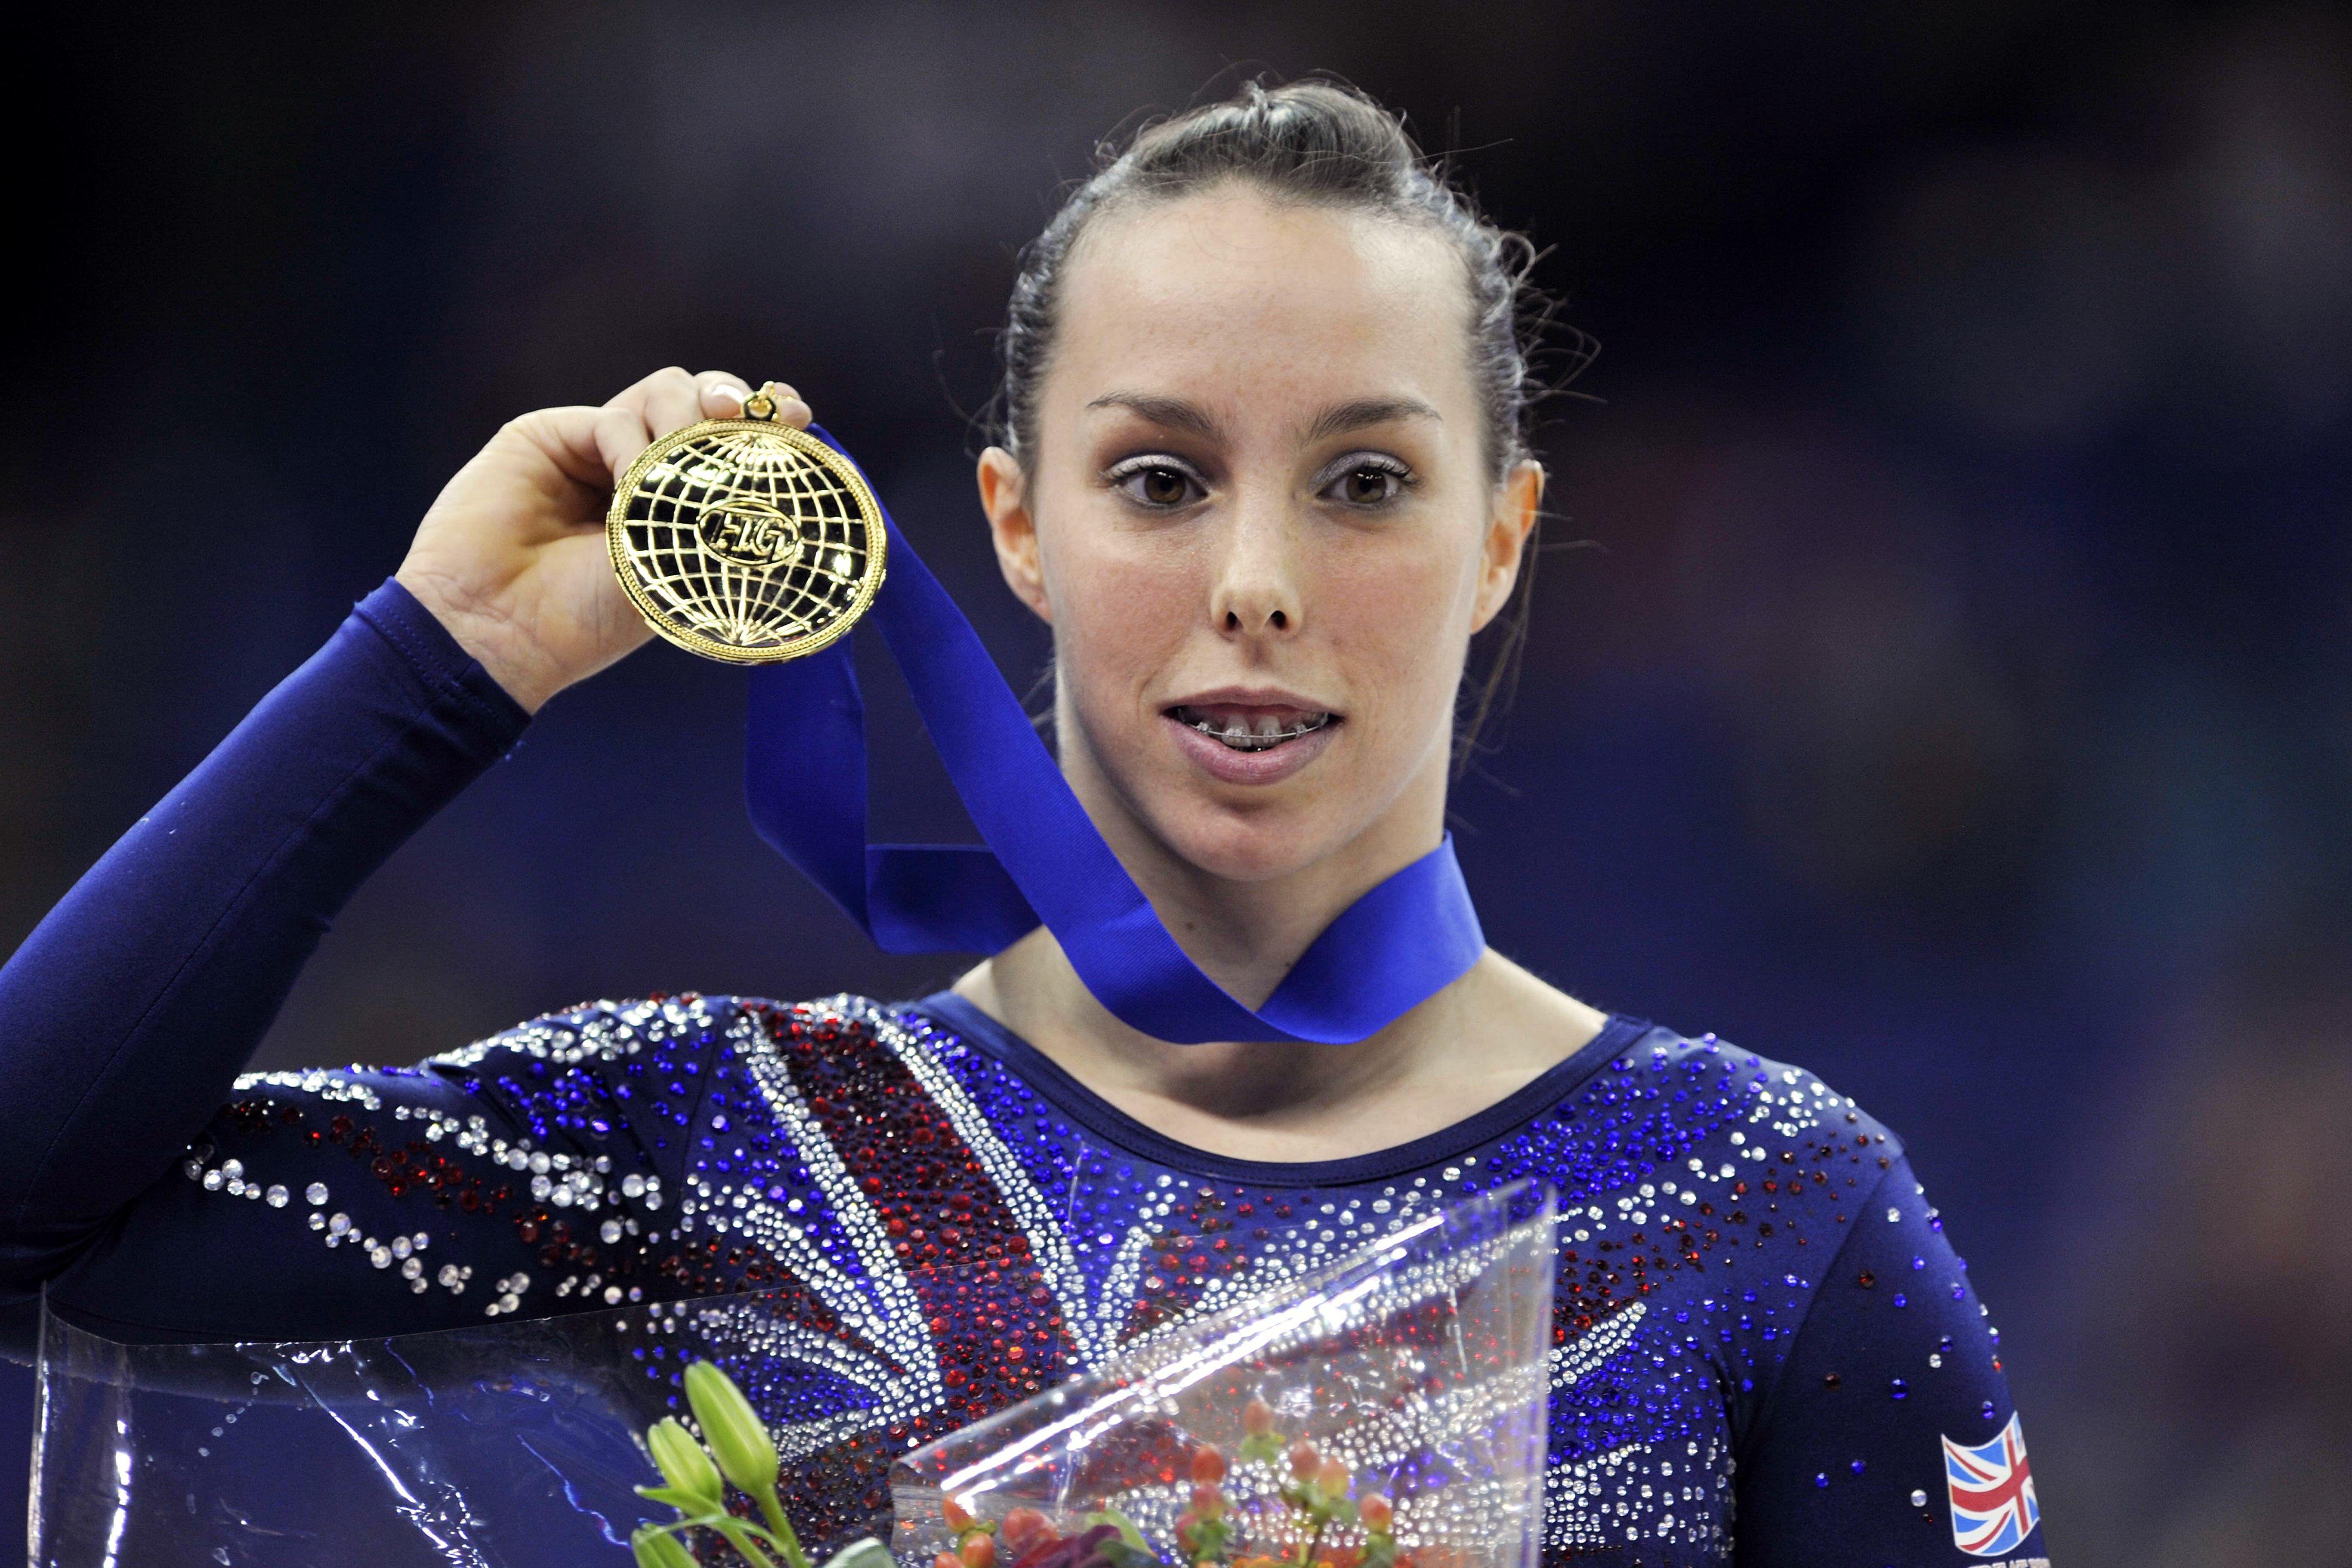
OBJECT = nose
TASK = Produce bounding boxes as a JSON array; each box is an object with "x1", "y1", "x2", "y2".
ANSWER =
[{"x1": 1207, "y1": 492, "x2": 1302, "y2": 639}]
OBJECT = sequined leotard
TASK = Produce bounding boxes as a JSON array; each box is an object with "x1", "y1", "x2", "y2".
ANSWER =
[{"x1": 0, "y1": 583, "x2": 2043, "y2": 1568}]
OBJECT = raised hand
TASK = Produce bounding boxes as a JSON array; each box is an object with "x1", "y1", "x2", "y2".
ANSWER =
[{"x1": 395, "y1": 367, "x2": 814, "y2": 711}]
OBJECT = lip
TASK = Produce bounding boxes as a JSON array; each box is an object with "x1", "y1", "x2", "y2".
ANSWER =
[
  {"x1": 1160, "y1": 687, "x2": 1342, "y2": 787},
  {"x1": 1166, "y1": 685, "x2": 1337, "y2": 716}
]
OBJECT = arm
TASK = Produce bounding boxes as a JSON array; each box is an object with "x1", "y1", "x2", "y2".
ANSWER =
[
  {"x1": 1734, "y1": 1157, "x2": 2046, "y2": 1566},
  {"x1": 0, "y1": 367, "x2": 800, "y2": 1330},
  {"x1": 40, "y1": 994, "x2": 752, "y2": 1347},
  {"x1": 0, "y1": 584, "x2": 526, "y2": 1302}
]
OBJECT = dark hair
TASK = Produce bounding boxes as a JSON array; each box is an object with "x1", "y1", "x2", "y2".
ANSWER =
[
  {"x1": 991, "y1": 78, "x2": 1575, "y2": 775},
  {"x1": 991, "y1": 78, "x2": 1548, "y2": 478}
]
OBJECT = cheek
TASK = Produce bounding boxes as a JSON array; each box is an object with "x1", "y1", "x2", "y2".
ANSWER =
[
  {"x1": 1039, "y1": 530, "x2": 1202, "y2": 698},
  {"x1": 1320, "y1": 541, "x2": 1478, "y2": 725}
]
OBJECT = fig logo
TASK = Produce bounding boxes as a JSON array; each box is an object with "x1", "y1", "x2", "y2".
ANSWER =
[{"x1": 698, "y1": 499, "x2": 800, "y2": 567}]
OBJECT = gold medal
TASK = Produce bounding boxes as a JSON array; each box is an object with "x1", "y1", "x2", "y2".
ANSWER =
[{"x1": 606, "y1": 383, "x2": 887, "y2": 664}]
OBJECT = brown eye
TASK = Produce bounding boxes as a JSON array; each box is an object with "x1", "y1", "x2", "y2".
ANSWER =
[
  {"x1": 1337, "y1": 465, "x2": 1401, "y2": 505},
  {"x1": 1117, "y1": 465, "x2": 1198, "y2": 507}
]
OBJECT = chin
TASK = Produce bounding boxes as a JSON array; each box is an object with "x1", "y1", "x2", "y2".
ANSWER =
[
  {"x1": 1074, "y1": 705, "x2": 1409, "y2": 886},
  {"x1": 1148, "y1": 799, "x2": 1359, "y2": 885}
]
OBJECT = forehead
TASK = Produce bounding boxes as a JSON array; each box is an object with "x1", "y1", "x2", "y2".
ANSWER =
[{"x1": 1049, "y1": 185, "x2": 1476, "y2": 417}]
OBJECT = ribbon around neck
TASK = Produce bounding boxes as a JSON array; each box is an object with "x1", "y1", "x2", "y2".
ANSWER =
[{"x1": 743, "y1": 428, "x2": 1485, "y2": 1045}]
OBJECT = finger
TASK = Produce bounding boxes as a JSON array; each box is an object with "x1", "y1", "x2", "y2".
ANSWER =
[
  {"x1": 605, "y1": 365, "x2": 705, "y2": 441},
  {"x1": 757, "y1": 380, "x2": 815, "y2": 430},
  {"x1": 602, "y1": 365, "x2": 685, "y2": 416},
  {"x1": 642, "y1": 365, "x2": 707, "y2": 441},
  {"x1": 593, "y1": 402, "x2": 659, "y2": 486},
  {"x1": 697, "y1": 371, "x2": 751, "y2": 419},
  {"x1": 508, "y1": 405, "x2": 622, "y2": 495}
]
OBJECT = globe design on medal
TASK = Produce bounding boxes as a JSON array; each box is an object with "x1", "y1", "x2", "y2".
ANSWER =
[{"x1": 608, "y1": 419, "x2": 886, "y2": 664}]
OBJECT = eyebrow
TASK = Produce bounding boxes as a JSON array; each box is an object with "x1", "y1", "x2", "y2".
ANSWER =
[
  {"x1": 1300, "y1": 396, "x2": 1444, "y2": 443},
  {"x1": 1084, "y1": 392, "x2": 1224, "y2": 439},
  {"x1": 1083, "y1": 392, "x2": 1443, "y2": 444}
]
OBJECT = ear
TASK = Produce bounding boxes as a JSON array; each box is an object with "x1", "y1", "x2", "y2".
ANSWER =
[
  {"x1": 977, "y1": 446, "x2": 1052, "y2": 624},
  {"x1": 1470, "y1": 459, "x2": 1544, "y2": 633}
]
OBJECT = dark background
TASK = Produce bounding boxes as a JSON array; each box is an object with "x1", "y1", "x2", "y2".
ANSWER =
[{"x1": 7, "y1": 4, "x2": 2350, "y2": 1562}]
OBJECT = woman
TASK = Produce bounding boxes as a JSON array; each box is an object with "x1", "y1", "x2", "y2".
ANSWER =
[{"x1": 0, "y1": 83, "x2": 2037, "y2": 1566}]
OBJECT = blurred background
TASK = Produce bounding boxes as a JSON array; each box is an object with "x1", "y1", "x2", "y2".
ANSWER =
[{"x1": 6, "y1": 3, "x2": 2349, "y2": 1561}]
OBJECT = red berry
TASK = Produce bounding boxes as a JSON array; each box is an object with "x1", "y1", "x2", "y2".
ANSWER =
[
  {"x1": 1243, "y1": 1398, "x2": 1277, "y2": 1435},
  {"x1": 936, "y1": 1553, "x2": 961, "y2": 1568},
  {"x1": 1359, "y1": 1494, "x2": 1394, "y2": 1533},
  {"x1": 1191, "y1": 1483, "x2": 1225, "y2": 1518},
  {"x1": 960, "y1": 1533, "x2": 997, "y2": 1568},
  {"x1": 1316, "y1": 1457, "x2": 1352, "y2": 1496},
  {"x1": 943, "y1": 1500, "x2": 975, "y2": 1534},
  {"x1": 1288, "y1": 1440, "x2": 1322, "y2": 1478},
  {"x1": 1191, "y1": 1446, "x2": 1228, "y2": 1485}
]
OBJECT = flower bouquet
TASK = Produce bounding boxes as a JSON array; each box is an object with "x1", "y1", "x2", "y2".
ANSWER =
[
  {"x1": 31, "y1": 1184, "x2": 1552, "y2": 1568},
  {"x1": 890, "y1": 1182, "x2": 1556, "y2": 1568}
]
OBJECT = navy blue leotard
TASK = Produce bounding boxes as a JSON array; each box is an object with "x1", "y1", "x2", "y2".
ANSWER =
[{"x1": 0, "y1": 582, "x2": 2047, "y2": 1567}]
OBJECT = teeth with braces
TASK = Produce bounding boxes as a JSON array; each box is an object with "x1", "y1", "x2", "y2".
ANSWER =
[{"x1": 1175, "y1": 708, "x2": 1334, "y2": 752}]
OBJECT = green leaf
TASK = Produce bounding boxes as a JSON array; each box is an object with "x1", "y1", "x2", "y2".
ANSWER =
[
  {"x1": 1097, "y1": 1539, "x2": 1161, "y2": 1568},
  {"x1": 633, "y1": 1525, "x2": 699, "y2": 1568},
  {"x1": 1085, "y1": 1508, "x2": 1150, "y2": 1552},
  {"x1": 821, "y1": 1537, "x2": 897, "y2": 1568},
  {"x1": 633, "y1": 1484, "x2": 712, "y2": 1513}
]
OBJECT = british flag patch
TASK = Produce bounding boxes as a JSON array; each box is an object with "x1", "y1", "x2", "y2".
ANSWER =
[{"x1": 1942, "y1": 1413, "x2": 2039, "y2": 1557}]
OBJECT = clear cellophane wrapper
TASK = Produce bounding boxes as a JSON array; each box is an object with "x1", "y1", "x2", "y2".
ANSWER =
[
  {"x1": 31, "y1": 1183, "x2": 1552, "y2": 1568},
  {"x1": 890, "y1": 1183, "x2": 1555, "y2": 1568},
  {"x1": 31, "y1": 1274, "x2": 979, "y2": 1567}
]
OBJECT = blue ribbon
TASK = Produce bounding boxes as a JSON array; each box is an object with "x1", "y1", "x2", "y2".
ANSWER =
[{"x1": 744, "y1": 429, "x2": 1485, "y2": 1045}]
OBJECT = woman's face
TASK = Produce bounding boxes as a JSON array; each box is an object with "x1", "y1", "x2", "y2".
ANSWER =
[{"x1": 978, "y1": 184, "x2": 1540, "y2": 890}]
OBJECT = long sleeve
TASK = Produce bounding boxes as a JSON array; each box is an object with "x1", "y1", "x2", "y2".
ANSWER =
[
  {"x1": 0, "y1": 579, "x2": 530, "y2": 1310},
  {"x1": 1733, "y1": 1156, "x2": 2043, "y2": 1566}
]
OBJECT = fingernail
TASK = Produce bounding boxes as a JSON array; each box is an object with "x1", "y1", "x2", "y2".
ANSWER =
[{"x1": 709, "y1": 383, "x2": 746, "y2": 410}]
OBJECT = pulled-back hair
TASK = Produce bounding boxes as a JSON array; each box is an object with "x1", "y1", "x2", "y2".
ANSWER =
[
  {"x1": 991, "y1": 78, "x2": 1553, "y2": 480},
  {"x1": 992, "y1": 78, "x2": 1572, "y2": 774}
]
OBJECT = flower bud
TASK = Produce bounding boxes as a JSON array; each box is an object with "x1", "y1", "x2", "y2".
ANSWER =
[
  {"x1": 1288, "y1": 1440, "x2": 1321, "y2": 1478},
  {"x1": 960, "y1": 1530, "x2": 997, "y2": 1568},
  {"x1": 943, "y1": 1498, "x2": 976, "y2": 1534},
  {"x1": 683, "y1": 1360, "x2": 779, "y2": 1497},
  {"x1": 1315, "y1": 1457, "x2": 1352, "y2": 1497},
  {"x1": 1190, "y1": 1484, "x2": 1226, "y2": 1518},
  {"x1": 1358, "y1": 1494, "x2": 1393, "y2": 1533},
  {"x1": 937, "y1": 1553, "x2": 962, "y2": 1568},
  {"x1": 1243, "y1": 1398, "x2": 1277, "y2": 1435},
  {"x1": 645, "y1": 1416, "x2": 723, "y2": 1512},
  {"x1": 1191, "y1": 1446, "x2": 1228, "y2": 1485},
  {"x1": 1000, "y1": 1507, "x2": 1056, "y2": 1559},
  {"x1": 634, "y1": 1526, "x2": 699, "y2": 1568}
]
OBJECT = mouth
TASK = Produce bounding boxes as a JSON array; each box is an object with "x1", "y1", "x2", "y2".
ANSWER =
[{"x1": 1166, "y1": 703, "x2": 1339, "y2": 752}]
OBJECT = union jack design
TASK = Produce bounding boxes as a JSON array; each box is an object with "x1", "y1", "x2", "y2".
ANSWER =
[{"x1": 1942, "y1": 1413, "x2": 2039, "y2": 1557}]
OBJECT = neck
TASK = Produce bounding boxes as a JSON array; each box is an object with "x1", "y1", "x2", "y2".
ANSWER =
[
  {"x1": 1053, "y1": 714, "x2": 1451, "y2": 1011},
  {"x1": 953, "y1": 932, "x2": 1605, "y2": 1163},
  {"x1": 948, "y1": 723, "x2": 1608, "y2": 1163}
]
